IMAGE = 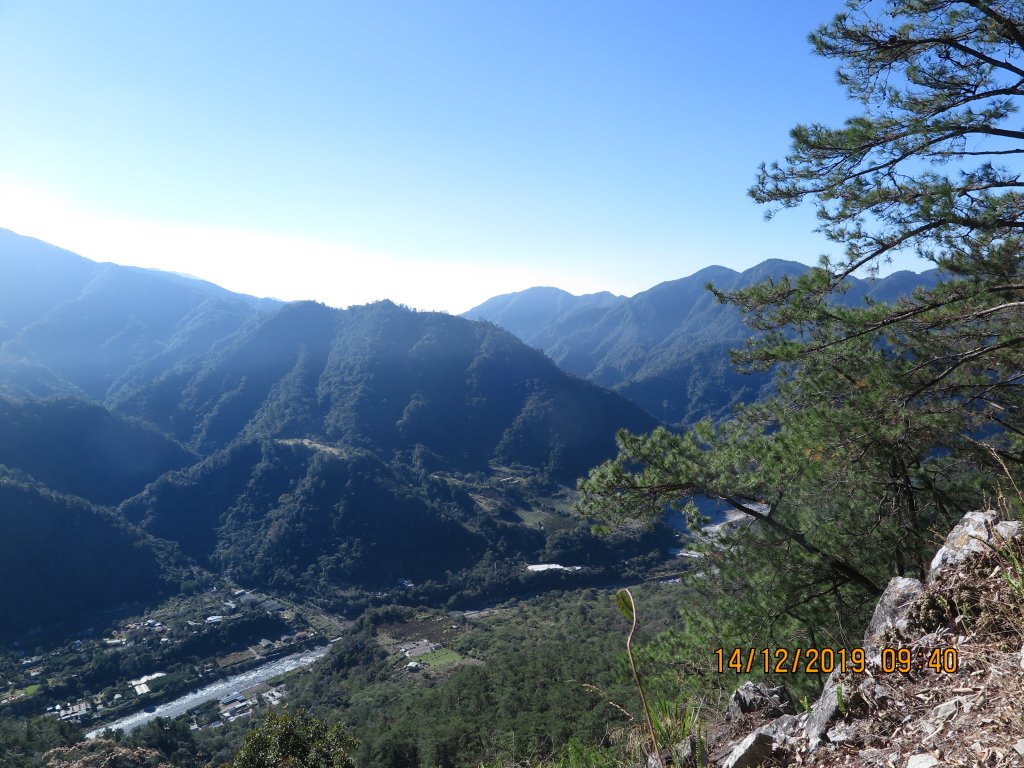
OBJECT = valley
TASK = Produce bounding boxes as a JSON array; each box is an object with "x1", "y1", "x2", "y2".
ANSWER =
[
  {"x1": 1, "y1": 579, "x2": 332, "y2": 726},
  {"x1": 2, "y1": 565, "x2": 690, "y2": 767},
  {"x1": 0, "y1": 229, "x2": 714, "y2": 766},
  {"x1": 0, "y1": 227, "x2": 991, "y2": 768},
  {"x1": 6, "y1": 3, "x2": 1024, "y2": 764},
  {"x1": 0, "y1": 452, "x2": 678, "y2": 734},
  {"x1": 0, "y1": 228, "x2": 692, "y2": 764}
]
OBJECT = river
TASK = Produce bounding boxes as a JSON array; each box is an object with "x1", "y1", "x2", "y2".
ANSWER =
[{"x1": 85, "y1": 646, "x2": 329, "y2": 739}]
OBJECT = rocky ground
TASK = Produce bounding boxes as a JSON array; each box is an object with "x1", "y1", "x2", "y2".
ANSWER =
[{"x1": 703, "y1": 510, "x2": 1024, "y2": 768}]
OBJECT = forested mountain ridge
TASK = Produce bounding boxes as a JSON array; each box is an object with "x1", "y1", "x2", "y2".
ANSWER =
[
  {"x1": 465, "y1": 260, "x2": 938, "y2": 425},
  {"x1": 0, "y1": 228, "x2": 278, "y2": 401},
  {"x1": 0, "y1": 470, "x2": 175, "y2": 641},
  {"x1": 120, "y1": 439, "x2": 490, "y2": 590},
  {"x1": 0, "y1": 227, "x2": 656, "y2": 480},
  {"x1": 0, "y1": 395, "x2": 195, "y2": 506},
  {"x1": 98, "y1": 296, "x2": 667, "y2": 612},
  {"x1": 113, "y1": 298, "x2": 657, "y2": 480},
  {"x1": 462, "y1": 286, "x2": 625, "y2": 343},
  {"x1": 6, "y1": 0, "x2": 1023, "y2": 764},
  {"x1": 0, "y1": 231, "x2": 670, "y2": 645}
]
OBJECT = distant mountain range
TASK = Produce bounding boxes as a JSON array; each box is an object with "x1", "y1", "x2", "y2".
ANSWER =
[
  {"x1": 110, "y1": 298, "x2": 656, "y2": 478},
  {"x1": 464, "y1": 260, "x2": 939, "y2": 425},
  {"x1": 0, "y1": 229, "x2": 661, "y2": 639},
  {"x1": 0, "y1": 227, "x2": 938, "y2": 639},
  {"x1": 0, "y1": 228, "x2": 278, "y2": 401}
]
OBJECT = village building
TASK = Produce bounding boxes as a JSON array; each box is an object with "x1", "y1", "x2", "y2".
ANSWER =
[{"x1": 400, "y1": 639, "x2": 442, "y2": 658}]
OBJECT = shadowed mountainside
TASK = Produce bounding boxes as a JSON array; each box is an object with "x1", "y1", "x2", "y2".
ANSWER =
[
  {"x1": 0, "y1": 232, "x2": 670, "y2": 638},
  {"x1": 0, "y1": 470, "x2": 172, "y2": 641},
  {"x1": 464, "y1": 261, "x2": 939, "y2": 425},
  {"x1": 120, "y1": 439, "x2": 491, "y2": 592},
  {"x1": 0, "y1": 395, "x2": 195, "y2": 506},
  {"x1": 113, "y1": 299, "x2": 657, "y2": 481}
]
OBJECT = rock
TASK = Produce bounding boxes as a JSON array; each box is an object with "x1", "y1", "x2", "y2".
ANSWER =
[
  {"x1": 805, "y1": 669, "x2": 842, "y2": 750},
  {"x1": 929, "y1": 695, "x2": 969, "y2": 722},
  {"x1": 719, "y1": 730, "x2": 773, "y2": 768},
  {"x1": 763, "y1": 713, "x2": 803, "y2": 741},
  {"x1": 928, "y1": 510, "x2": 1020, "y2": 581},
  {"x1": 864, "y1": 577, "x2": 924, "y2": 653},
  {"x1": 826, "y1": 720, "x2": 860, "y2": 746},
  {"x1": 858, "y1": 678, "x2": 893, "y2": 710},
  {"x1": 725, "y1": 681, "x2": 796, "y2": 720},
  {"x1": 856, "y1": 747, "x2": 889, "y2": 767},
  {"x1": 709, "y1": 512, "x2": 1022, "y2": 765},
  {"x1": 914, "y1": 628, "x2": 953, "y2": 646},
  {"x1": 807, "y1": 577, "x2": 926, "y2": 749},
  {"x1": 676, "y1": 735, "x2": 706, "y2": 768}
]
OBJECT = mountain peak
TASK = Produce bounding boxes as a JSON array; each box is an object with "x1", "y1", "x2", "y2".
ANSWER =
[
  {"x1": 465, "y1": 260, "x2": 935, "y2": 425},
  {"x1": 463, "y1": 286, "x2": 626, "y2": 344}
]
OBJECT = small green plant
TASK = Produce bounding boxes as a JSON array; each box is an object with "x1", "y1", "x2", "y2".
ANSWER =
[
  {"x1": 800, "y1": 695, "x2": 811, "y2": 714},
  {"x1": 835, "y1": 683, "x2": 846, "y2": 716},
  {"x1": 650, "y1": 696, "x2": 676, "y2": 745},
  {"x1": 646, "y1": 697, "x2": 706, "y2": 767},
  {"x1": 981, "y1": 472, "x2": 1024, "y2": 638},
  {"x1": 1004, "y1": 552, "x2": 1024, "y2": 598},
  {"x1": 613, "y1": 590, "x2": 708, "y2": 768},
  {"x1": 550, "y1": 738, "x2": 621, "y2": 768},
  {"x1": 477, "y1": 738, "x2": 621, "y2": 768},
  {"x1": 616, "y1": 588, "x2": 664, "y2": 768},
  {"x1": 993, "y1": 535, "x2": 1024, "y2": 638}
]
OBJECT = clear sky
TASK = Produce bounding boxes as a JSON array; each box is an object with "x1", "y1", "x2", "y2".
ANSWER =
[{"x1": 0, "y1": 1, "x2": 932, "y2": 314}]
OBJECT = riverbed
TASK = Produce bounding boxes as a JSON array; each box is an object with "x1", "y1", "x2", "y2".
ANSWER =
[{"x1": 85, "y1": 646, "x2": 329, "y2": 738}]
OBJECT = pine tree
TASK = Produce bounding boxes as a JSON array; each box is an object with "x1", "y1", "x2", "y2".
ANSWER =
[
  {"x1": 224, "y1": 710, "x2": 357, "y2": 768},
  {"x1": 577, "y1": 0, "x2": 1024, "y2": 685}
]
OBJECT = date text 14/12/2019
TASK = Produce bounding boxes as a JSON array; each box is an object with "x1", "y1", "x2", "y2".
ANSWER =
[{"x1": 714, "y1": 646, "x2": 959, "y2": 675}]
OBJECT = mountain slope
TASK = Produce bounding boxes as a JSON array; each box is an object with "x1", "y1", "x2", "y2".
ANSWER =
[
  {"x1": 462, "y1": 286, "x2": 625, "y2": 343},
  {"x1": 465, "y1": 261, "x2": 940, "y2": 425},
  {"x1": 0, "y1": 471, "x2": 172, "y2": 640},
  {"x1": 0, "y1": 228, "x2": 278, "y2": 401},
  {"x1": 0, "y1": 396, "x2": 196, "y2": 506},
  {"x1": 115, "y1": 299, "x2": 657, "y2": 480},
  {"x1": 0, "y1": 233, "x2": 669, "y2": 638},
  {"x1": 105, "y1": 298, "x2": 667, "y2": 607},
  {"x1": 121, "y1": 440, "x2": 490, "y2": 591}
]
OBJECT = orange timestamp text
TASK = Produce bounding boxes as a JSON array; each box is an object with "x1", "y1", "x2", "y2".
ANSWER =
[{"x1": 714, "y1": 646, "x2": 959, "y2": 675}]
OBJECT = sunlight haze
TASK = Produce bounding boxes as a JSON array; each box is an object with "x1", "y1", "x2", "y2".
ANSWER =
[{"x1": 0, "y1": 1, "x2": 929, "y2": 312}]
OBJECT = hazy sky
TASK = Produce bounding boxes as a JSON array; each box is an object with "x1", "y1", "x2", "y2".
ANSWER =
[{"x1": 0, "y1": 1, "x2": 931, "y2": 313}]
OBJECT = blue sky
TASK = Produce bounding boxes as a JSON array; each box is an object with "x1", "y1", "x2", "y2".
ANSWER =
[{"x1": 0, "y1": 1, "x2": 927, "y2": 313}]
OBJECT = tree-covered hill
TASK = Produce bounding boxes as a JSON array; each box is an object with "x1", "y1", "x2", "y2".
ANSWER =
[
  {"x1": 118, "y1": 434, "x2": 675, "y2": 608},
  {"x1": 120, "y1": 439, "x2": 489, "y2": 591},
  {"x1": 465, "y1": 260, "x2": 938, "y2": 425},
  {"x1": 0, "y1": 395, "x2": 195, "y2": 505},
  {"x1": 0, "y1": 233, "x2": 670, "y2": 639},
  {"x1": 0, "y1": 470, "x2": 173, "y2": 641},
  {"x1": 114, "y1": 299, "x2": 657, "y2": 481}
]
